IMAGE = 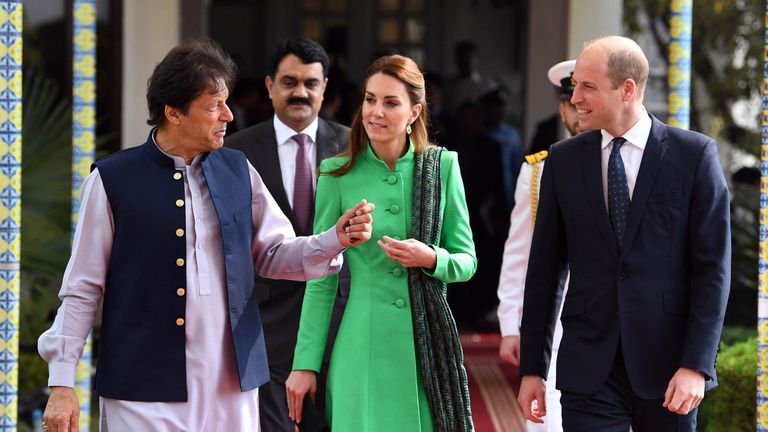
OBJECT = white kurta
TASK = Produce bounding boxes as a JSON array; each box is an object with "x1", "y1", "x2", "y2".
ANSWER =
[
  {"x1": 496, "y1": 160, "x2": 566, "y2": 432},
  {"x1": 39, "y1": 147, "x2": 346, "y2": 431}
]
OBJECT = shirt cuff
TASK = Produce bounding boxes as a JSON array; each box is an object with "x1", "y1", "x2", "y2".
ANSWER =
[
  {"x1": 499, "y1": 320, "x2": 521, "y2": 337},
  {"x1": 317, "y1": 226, "x2": 347, "y2": 256},
  {"x1": 48, "y1": 361, "x2": 77, "y2": 388}
]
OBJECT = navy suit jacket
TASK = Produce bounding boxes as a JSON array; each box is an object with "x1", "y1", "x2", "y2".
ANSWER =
[
  {"x1": 225, "y1": 118, "x2": 350, "y2": 366},
  {"x1": 519, "y1": 115, "x2": 730, "y2": 399}
]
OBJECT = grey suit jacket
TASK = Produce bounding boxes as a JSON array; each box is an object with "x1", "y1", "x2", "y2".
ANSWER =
[{"x1": 225, "y1": 118, "x2": 351, "y2": 366}]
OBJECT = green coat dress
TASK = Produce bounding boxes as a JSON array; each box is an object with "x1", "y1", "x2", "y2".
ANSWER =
[{"x1": 293, "y1": 142, "x2": 477, "y2": 431}]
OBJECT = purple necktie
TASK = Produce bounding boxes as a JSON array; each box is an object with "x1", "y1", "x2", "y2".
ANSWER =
[{"x1": 292, "y1": 133, "x2": 314, "y2": 233}]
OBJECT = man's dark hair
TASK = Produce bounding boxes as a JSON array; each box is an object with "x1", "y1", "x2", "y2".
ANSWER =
[
  {"x1": 146, "y1": 38, "x2": 237, "y2": 126},
  {"x1": 267, "y1": 37, "x2": 330, "y2": 79}
]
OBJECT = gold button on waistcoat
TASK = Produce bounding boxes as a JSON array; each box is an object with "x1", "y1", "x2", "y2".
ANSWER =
[
  {"x1": 176, "y1": 258, "x2": 185, "y2": 266},
  {"x1": 173, "y1": 172, "x2": 182, "y2": 180},
  {"x1": 177, "y1": 288, "x2": 186, "y2": 296},
  {"x1": 176, "y1": 228, "x2": 184, "y2": 237},
  {"x1": 176, "y1": 199, "x2": 184, "y2": 207},
  {"x1": 176, "y1": 318, "x2": 185, "y2": 326}
]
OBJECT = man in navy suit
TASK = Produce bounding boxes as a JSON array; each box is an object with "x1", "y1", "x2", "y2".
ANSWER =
[{"x1": 517, "y1": 36, "x2": 730, "y2": 431}]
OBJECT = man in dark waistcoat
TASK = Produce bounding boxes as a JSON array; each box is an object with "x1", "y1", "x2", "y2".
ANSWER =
[
  {"x1": 38, "y1": 38, "x2": 374, "y2": 432},
  {"x1": 226, "y1": 37, "x2": 350, "y2": 431}
]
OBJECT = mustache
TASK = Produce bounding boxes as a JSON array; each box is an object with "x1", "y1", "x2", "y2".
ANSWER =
[{"x1": 288, "y1": 97, "x2": 311, "y2": 106}]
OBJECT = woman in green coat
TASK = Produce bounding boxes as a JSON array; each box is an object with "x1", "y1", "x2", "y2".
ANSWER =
[{"x1": 287, "y1": 54, "x2": 477, "y2": 431}]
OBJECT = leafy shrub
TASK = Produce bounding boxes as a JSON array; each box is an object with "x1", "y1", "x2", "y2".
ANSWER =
[{"x1": 698, "y1": 337, "x2": 756, "y2": 432}]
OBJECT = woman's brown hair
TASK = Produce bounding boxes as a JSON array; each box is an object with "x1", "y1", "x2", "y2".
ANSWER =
[{"x1": 325, "y1": 54, "x2": 431, "y2": 176}]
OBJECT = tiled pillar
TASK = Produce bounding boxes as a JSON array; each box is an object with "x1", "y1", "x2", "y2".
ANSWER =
[
  {"x1": 72, "y1": 1, "x2": 97, "y2": 429},
  {"x1": 0, "y1": 1, "x2": 21, "y2": 429}
]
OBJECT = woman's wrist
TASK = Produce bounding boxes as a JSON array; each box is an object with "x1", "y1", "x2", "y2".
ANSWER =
[{"x1": 425, "y1": 247, "x2": 437, "y2": 270}]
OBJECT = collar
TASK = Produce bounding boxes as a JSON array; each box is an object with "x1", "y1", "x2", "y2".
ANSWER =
[
  {"x1": 600, "y1": 107, "x2": 652, "y2": 151},
  {"x1": 361, "y1": 139, "x2": 415, "y2": 173},
  {"x1": 151, "y1": 128, "x2": 202, "y2": 169},
  {"x1": 273, "y1": 115, "x2": 319, "y2": 146}
]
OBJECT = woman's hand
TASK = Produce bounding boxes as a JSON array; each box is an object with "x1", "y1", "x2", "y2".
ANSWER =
[
  {"x1": 377, "y1": 235, "x2": 437, "y2": 270},
  {"x1": 285, "y1": 369, "x2": 317, "y2": 424}
]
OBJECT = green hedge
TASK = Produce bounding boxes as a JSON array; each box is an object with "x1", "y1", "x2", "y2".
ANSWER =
[{"x1": 698, "y1": 337, "x2": 756, "y2": 432}]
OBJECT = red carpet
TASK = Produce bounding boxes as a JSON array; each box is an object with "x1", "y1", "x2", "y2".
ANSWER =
[{"x1": 463, "y1": 333, "x2": 527, "y2": 432}]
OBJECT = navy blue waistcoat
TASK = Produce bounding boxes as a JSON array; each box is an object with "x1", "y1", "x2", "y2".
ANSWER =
[{"x1": 93, "y1": 134, "x2": 269, "y2": 401}]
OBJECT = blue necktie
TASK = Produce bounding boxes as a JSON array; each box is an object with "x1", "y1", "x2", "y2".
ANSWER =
[{"x1": 608, "y1": 137, "x2": 629, "y2": 245}]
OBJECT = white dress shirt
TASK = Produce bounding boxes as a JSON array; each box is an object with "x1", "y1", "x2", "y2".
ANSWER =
[
  {"x1": 273, "y1": 115, "x2": 319, "y2": 207},
  {"x1": 39, "y1": 139, "x2": 345, "y2": 431},
  {"x1": 600, "y1": 110, "x2": 652, "y2": 206}
]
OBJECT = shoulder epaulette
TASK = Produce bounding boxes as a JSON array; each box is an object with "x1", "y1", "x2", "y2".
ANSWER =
[{"x1": 525, "y1": 150, "x2": 548, "y2": 165}]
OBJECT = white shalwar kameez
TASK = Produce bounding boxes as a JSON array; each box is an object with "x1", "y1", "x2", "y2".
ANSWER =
[{"x1": 39, "y1": 144, "x2": 346, "y2": 431}]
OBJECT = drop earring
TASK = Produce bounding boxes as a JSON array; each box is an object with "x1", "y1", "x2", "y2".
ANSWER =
[{"x1": 406, "y1": 124, "x2": 412, "y2": 135}]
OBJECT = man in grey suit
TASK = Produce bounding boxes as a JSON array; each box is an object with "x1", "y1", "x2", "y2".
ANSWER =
[{"x1": 226, "y1": 37, "x2": 350, "y2": 431}]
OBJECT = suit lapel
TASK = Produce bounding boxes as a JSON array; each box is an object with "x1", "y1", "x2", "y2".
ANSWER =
[
  {"x1": 580, "y1": 132, "x2": 619, "y2": 256},
  {"x1": 315, "y1": 119, "x2": 342, "y2": 163},
  {"x1": 255, "y1": 126, "x2": 297, "y2": 227},
  {"x1": 621, "y1": 116, "x2": 669, "y2": 256}
]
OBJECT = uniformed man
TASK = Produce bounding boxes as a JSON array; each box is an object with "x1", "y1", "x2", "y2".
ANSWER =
[{"x1": 496, "y1": 59, "x2": 583, "y2": 432}]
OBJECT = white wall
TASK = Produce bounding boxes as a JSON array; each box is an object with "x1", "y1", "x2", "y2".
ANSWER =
[
  {"x1": 523, "y1": 0, "x2": 623, "y2": 148},
  {"x1": 121, "y1": 0, "x2": 180, "y2": 148},
  {"x1": 523, "y1": 0, "x2": 567, "y2": 148},
  {"x1": 567, "y1": 0, "x2": 623, "y2": 58}
]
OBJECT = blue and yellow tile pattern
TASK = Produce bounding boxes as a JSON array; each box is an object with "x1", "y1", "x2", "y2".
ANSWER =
[
  {"x1": 73, "y1": 1, "x2": 96, "y2": 430},
  {"x1": 760, "y1": 6, "x2": 768, "y2": 430},
  {"x1": 667, "y1": 0, "x2": 691, "y2": 129},
  {"x1": 0, "y1": 1, "x2": 20, "y2": 430}
]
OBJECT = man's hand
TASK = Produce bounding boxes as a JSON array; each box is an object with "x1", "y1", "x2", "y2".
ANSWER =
[
  {"x1": 377, "y1": 235, "x2": 437, "y2": 269},
  {"x1": 518, "y1": 374, "x2": 547, "y2": 424},
  {"x1": 43, "y1": 386, "x2": 80, "y2": 432},
  {"x1": 663, "y1": 367, "x2": 705, "y2": 415},
  {"x1": 499, "y1": 335, "x2": 520, "y2": 366},
  {"x1": 336, "y1": 199, "x2": 375, "y2": 247},
  {"x1": 286, "y1": 369, "x2": 317, "y2": 424}
]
